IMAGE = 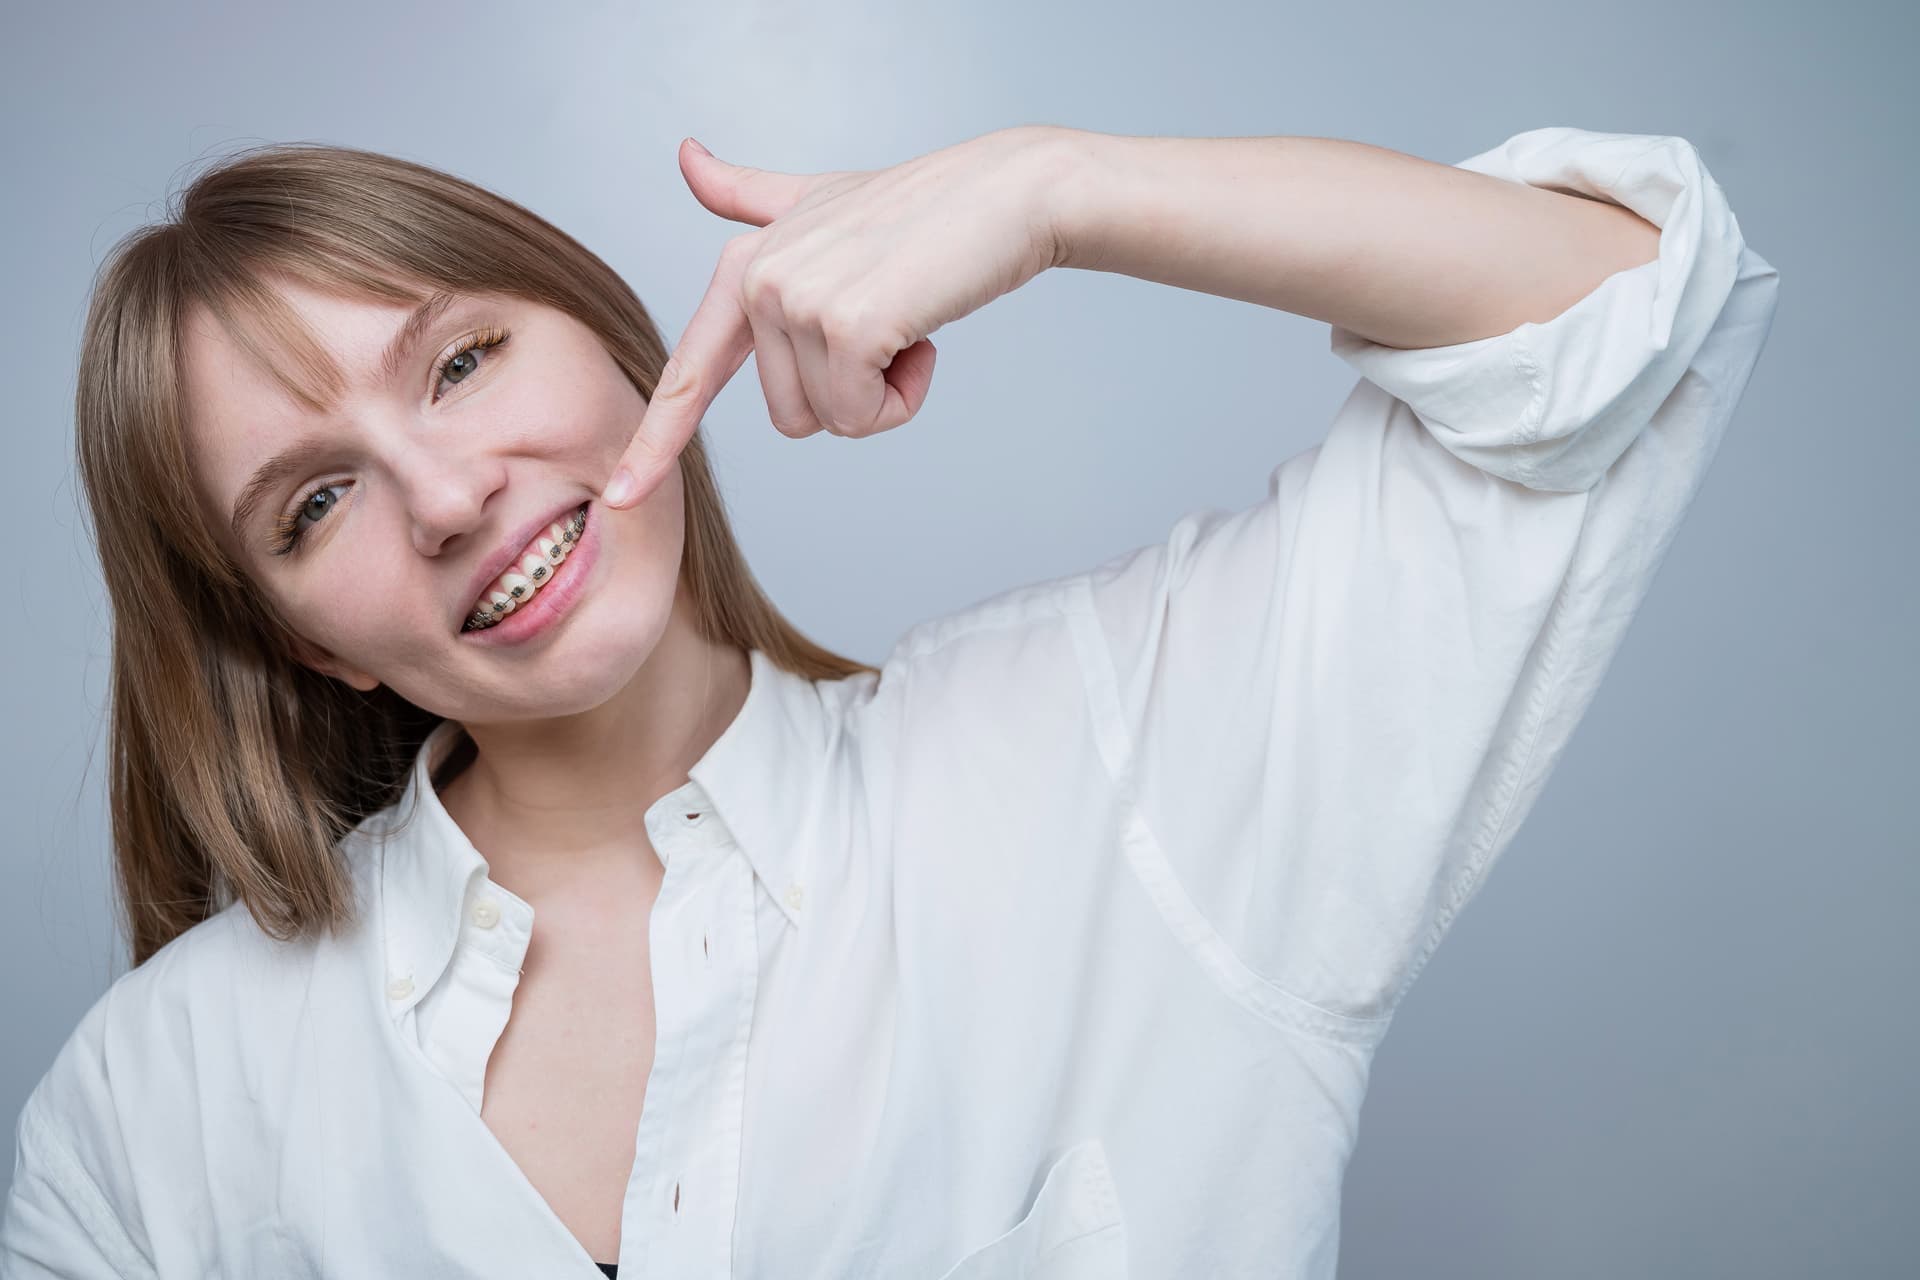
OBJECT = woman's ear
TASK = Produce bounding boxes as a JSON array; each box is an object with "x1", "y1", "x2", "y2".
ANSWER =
[{"x1": 283, "y1": 631, "x2": 381, "y2": 693}]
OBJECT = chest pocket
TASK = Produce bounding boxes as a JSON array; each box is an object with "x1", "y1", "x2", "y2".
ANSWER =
[{"x1": 933, "y1": 1139, "x2": 1130, "y2": 1278}]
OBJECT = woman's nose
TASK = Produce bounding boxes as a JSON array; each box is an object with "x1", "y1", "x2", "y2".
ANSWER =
[{"x1": 399, "y1": 453, "x2": 507, "y2": 558}]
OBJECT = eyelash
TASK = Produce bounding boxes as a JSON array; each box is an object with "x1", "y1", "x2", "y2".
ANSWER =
[{"x1": 267, "y1": 326, "x2": 512, "y2": 557}]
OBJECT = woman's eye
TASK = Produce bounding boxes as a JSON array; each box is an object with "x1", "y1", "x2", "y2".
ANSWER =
[
  {"x1": 270, "y1": 481, "x2": 349, "y2": 556},
  {"x1": 432, "y1": 327, "x2": 510, "y2": 400}
]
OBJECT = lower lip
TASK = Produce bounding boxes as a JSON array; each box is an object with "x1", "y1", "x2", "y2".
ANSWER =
[{"x1": 460, "y1": 502, "x2": 601, "y2": 647}]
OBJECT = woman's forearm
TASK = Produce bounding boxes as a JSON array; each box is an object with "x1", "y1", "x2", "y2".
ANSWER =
[{"x1": 1035, "y1": 126, "x2": 1661, "y2": 351}]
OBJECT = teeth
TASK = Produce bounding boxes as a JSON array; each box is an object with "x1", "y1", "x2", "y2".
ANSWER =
[
  {"x1": 464, "y1": 503, "x2": 587, "y2": 631},
  {"x1": 468, "y1": 592, "x2": 512, "y2": 629}
]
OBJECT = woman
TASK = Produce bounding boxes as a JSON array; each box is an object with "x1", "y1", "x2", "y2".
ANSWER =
[{"x1": 1, "y1": 124, "x2": 1778, "y2": 1277}]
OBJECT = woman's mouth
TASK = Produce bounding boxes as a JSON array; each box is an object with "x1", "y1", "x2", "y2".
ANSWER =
[{"x1": 461, "y1": 501, "x2": 589, "y2": 633}]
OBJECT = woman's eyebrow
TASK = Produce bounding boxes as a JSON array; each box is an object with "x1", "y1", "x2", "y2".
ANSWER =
[
  {"x1": 230, "y1": 437, "x2": 330, "y2": 546},
  {"x1": 378, "y1": 290, "x2": 461, "y2": 386}
]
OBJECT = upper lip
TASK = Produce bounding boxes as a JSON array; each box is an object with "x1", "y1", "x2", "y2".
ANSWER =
[{"x1": 457, "y1": 498, "x2": 583, "y2": 631}]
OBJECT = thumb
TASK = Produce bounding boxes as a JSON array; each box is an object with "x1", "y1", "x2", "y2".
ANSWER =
[{"x1": 676, "y1": 137, "x2": 824, "y2": 229}]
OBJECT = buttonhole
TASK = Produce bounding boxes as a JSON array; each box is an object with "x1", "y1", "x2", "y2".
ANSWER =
[{"x1": 673, "y1": 1181, "x2": 680, "y2": 1213}]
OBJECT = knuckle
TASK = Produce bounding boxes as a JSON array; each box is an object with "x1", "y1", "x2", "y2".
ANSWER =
[
  {"x1": 633, "y1": 426, "x2": 673, "y2": 463},
  {"x1": 819, "y1": 297, "x2": 865, "y2": 344},
  {"x1": 657, "y1": 356, "x2": 701, "y2": 403},
  {"x1": 776, "y1": 280, "x2": 825, "y2": 332},
  {"x1": 740, "y1": 256, "x2": 778, "y2": 310}
]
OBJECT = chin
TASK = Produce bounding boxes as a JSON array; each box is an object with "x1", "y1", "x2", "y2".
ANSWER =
[{"x1": 434, "y1": 594, "x2": 676, "y2": 723}]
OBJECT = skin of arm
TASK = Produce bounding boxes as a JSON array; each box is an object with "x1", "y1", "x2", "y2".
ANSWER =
[{"x1": 1030, "y1": 125, "x2": 1662, "y2": 350}]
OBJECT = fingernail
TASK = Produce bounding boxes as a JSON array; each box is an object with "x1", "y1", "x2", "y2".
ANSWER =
[
  {"x1": 604, "y1": 466, "x2": 638, "y2": 507},
  {"x1": 688, "y1": 137, "x2": 711, "y2": 156}
]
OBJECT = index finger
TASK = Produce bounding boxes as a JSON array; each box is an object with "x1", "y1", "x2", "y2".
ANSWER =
[{"x1": 603, "y1": 248, "x2": 755, "y2": 509}]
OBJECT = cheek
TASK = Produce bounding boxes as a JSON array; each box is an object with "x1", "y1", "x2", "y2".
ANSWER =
[
  {"x1": 567, "y1": 471, "x2": 687, "y2": 637},
  {"x1": 584, "y1": 377, "x2": 653, "y2": 468},
  {"x1": 617, "y1": 466, "x2": 686, "y2": 570},
  {"x1": 286, "y1": 561, "x2": 430, "y2": 658},
  {"x1": 504, "y1": 368, "x2": 637, "y2": 464}
]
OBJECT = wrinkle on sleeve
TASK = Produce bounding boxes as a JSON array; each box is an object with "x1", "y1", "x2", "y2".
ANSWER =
[{"x1": 1071, "y1": 125, "x2": 1781, "y2": 1029}]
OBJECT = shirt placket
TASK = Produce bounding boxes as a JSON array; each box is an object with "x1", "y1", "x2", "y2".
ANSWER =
[
  {"x1": 412, "y1": 877, "x2": 534, "y2": 1115},
  {"x1": 621, "y1": 785, "x2": 759, "y2": 1277}
]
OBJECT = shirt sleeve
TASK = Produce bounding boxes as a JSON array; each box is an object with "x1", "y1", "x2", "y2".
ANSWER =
[
  {"x1": 0, "y1": 994, "x2": 159, "y2": 1279},
  {"x1": 1071, "y1": 126, "x2": 1781, "y2": 1032}
]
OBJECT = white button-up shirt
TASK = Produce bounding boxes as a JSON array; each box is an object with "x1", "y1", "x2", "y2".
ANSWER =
[{"x1": 2, "y1": 125, "x2": 1779, "y2": 1279}]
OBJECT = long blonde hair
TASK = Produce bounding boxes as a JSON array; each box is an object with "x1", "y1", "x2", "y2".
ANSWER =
[{"x1": 75, "y1": 141, "x2": 878, "y2": 967}]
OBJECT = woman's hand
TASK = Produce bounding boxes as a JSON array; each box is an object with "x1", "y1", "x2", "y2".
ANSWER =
[{"x1": 602, "y1": 126, "x2": 1073, "y2": 509}]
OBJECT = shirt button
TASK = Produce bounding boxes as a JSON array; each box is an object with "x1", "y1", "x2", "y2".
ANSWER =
[
  {"x1": 386, "y1": 975, "x2": 415, "y2": 1000},
  {"x1": 471, "y1": 898, "x2": 501, "y2": 929},
  {"x1": 783, "y1": 883, "x2": 805, "y2": 912}
]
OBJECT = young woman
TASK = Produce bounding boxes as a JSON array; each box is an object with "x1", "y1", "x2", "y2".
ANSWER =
[{"x1": 0, "y1": 123, "x2": 1778, "y2": 1277}]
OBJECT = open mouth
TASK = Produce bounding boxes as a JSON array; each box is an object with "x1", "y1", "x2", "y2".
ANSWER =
[{"x1": 460, "y1": 501, "x2": 590, "y2": 633}]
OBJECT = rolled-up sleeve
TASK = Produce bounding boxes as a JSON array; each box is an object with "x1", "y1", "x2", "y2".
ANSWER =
[{"x1": 1071, "y1": 126, "x2": 1781, "y2": 1032}]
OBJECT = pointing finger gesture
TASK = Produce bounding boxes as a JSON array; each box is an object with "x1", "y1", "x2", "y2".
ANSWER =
[{"x1": 602, "y1": 128, "x2": 1070, "y2": 509}]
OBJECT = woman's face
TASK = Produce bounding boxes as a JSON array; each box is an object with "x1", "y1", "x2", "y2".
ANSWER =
[{"x1": 180, "y1": 277, "x2": 684, "y2": 723}]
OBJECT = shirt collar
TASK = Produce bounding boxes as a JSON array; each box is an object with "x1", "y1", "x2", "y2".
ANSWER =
[{"x1": 367, "y1": 646, "x2": 830, "y2": 1017}]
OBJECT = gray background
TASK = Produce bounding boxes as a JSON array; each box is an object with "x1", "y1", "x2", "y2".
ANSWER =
[{"x1": 3, "y1": 1, "x2": 1912, "y2": 1275}]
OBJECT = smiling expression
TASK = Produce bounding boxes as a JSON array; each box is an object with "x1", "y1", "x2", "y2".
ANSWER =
[{"x1": 180, "y1": 275, "x2": 685, "y2": 722}]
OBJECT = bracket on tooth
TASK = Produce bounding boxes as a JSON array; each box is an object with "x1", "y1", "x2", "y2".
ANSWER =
[{"x1": 465, "y1": 508, "x2": 584, "y2": 632}]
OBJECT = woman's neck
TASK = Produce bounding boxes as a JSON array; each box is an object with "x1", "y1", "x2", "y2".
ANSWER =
[{"x1": 436, "y1": 623, "x2": 750, "y2": 896}]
